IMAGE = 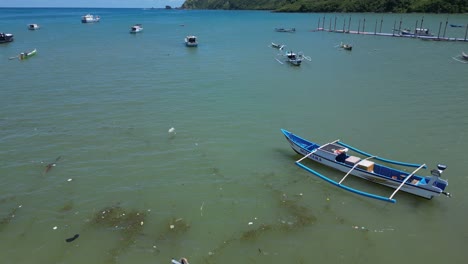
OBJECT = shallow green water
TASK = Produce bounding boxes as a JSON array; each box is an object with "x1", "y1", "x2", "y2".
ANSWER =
[{"x1": 1, "y1": 8, "x2": 468, "y2": 264}]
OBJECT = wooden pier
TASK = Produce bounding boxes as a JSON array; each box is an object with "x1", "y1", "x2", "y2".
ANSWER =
[{"x1": 314, "y1": 15, "x2": 468, "y2": 42}]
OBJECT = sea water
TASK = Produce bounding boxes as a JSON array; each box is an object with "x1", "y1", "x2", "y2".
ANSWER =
[{"x1": 1, "y1": 8, "x2": 468, "y2": 264}]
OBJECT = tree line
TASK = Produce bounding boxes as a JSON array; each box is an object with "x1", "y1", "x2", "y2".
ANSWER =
[{"x1": 181, "y1": 0, "x2": 468, "y2": 13}]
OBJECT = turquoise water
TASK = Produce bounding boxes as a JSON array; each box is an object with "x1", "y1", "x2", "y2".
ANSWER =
[{"x1": 1, "y1": 8, "x2": 468, "y2": 264}]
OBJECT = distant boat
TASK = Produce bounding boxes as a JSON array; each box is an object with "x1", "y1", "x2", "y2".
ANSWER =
[
  {"x1": 130, "y1": 24, "x2": 143, "y2": 33},
  {"x1": 185, "y1": 35, "x2": 198, "y2": 47},
  {"x1": 399, "y1": 28, "x2": 433, "y2": 37},
  {"x1": 340, "y1": 42, "x2": 352, "y2": 51},
  {"x1": 450, "y1": 24, "x2": 463, "y2": 28},
  {"x1": 19, "y1": 49, "x2": 37, "y2": 60},
  {"x1": 27, "y1": 24, "x2": 40, "y2": 30},
  {"x1": 271, "y1": 42, "x2": 285, "y2": 50},
  {"x1": 81, "y1": 14, "x2": 100, "y2": 23},
  {"x1": 0, "y1": 32, "x2": 14, "y2": 43},
  {"x1": 285, "y1": 51, "x2": 303, "y2": 66},
  {"x1": 462, "y1": 52, "x2": 468, "y2": 60},
  {"x1": 275, "y1": 28, "x2": 295, "y2": 33}
]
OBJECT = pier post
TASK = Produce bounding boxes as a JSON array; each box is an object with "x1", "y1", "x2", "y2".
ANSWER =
[
  {"x1": 363, "y1": 18, "x2": 366, "y2": 33},
  {"x1": 414, "y1": 20, "x2": 418, "y2": 37},
  {"x1": 380, "y1": 17, "x2": 383, "y2": 33},
  {"x1": 329, "y1": 18, "x2": 332, "y2": 32},
  {"x1": 464, "y1": 24, "x2": 468, "y2": 41},
  {"x1": 374, "y1": 19, "x2": 377, "y2": 35},
  {"x1": 443, "y1": 18, "x2": 448, "y2": 38},
  {"x1": 334, "y1": 16, "x2": 337, "y2": 32},
  {"x1": 322, "y1": 15, "x2": 326, "y2": 30},
  {"x1": 358, "y1": 19, "x2": 361, "y2": 34},
  {"x1": 318, "y1": 17, "x2": 320, "y2": 31},
  {"x1": 437, "y1": 21, "x2": 442, "y2": 39},
  {"x1": 348, "y1": 17, "x2": 351, "y2": 33},
  {"x1": 420, "y1": 16, "x2": 424, "y2": 32},
  {"x1": 343, "y1": 18, "x2": 346, "y2": 33},
  {"x1": 398, "y1": 18, "x2": 402, "y2": 34}
]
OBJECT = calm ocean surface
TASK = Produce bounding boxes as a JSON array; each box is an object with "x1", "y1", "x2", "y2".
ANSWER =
[{"x1": 1, "y1": 8, "x2": 468, "y2": 264}]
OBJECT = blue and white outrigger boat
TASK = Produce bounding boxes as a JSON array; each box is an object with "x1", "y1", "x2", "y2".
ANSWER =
[{"x1": 281, "y1": 129, "x2": 451, "y2": 203}]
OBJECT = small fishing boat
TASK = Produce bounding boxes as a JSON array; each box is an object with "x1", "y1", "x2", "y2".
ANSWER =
[
  {"x1": 340, "y1": 42, "x2": 352, "y2": 51},
  {"x1": 285, "y1": 51, "x2": 302, "y2": 66},
  {"x1": 19, "y1": 49, "x2": 37, "y2": 60},
  {"x1": 271, "y1": 42, "x2": 285, "y2": 50},
  {"x1": 281, "y1": 129, "x2": 451, "y2": 203},
  {"x1": 130, "y1": 24, "x2": 143, "y2": 33},
  {"x1": 275, "y1": 28, "x2": 295, "y2": 33},
  {"x1": 462, "y1": 52, "x2": 468, "y2": 60},
  {"x1": 399, "y1": 28, "x2": 433, "y2": 37},
  {"x1": 0, "y1": 32, "x2": 14, "y2": 43},
  {"x1": 28, "y1": 24, "x2": 40, "y2": 30},
  {"x1": 81, "y1": 14, "x2": 100, "y2": 23},
  {"x1": 185, "y1": 35, "x2": 198, "y2": 47}
]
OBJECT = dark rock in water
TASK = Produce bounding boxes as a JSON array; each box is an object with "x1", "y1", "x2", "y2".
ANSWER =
[
  {"x1": 66, "y1": 234, "x2": 79, "y2": 242},
  {"x1": 166, "y1": 5, "x2": 172, "y2": 9}
]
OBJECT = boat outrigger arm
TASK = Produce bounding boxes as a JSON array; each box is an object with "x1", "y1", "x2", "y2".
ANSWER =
[
  {"x1": 295, "y1": 152, "x2": 427, "y2": 203},
  {"x1": 337, "y1": 141, "x2": 426, "y2": 169}
]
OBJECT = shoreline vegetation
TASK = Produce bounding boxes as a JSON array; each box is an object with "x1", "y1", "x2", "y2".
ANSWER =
[{"x1": 181, "y1": 0, "x2": 467, "y2": 13}]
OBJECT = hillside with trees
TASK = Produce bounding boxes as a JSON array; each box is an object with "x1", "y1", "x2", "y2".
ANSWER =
[{"x1": 181, "y1": 0, "x2": 468, "y2": 13}]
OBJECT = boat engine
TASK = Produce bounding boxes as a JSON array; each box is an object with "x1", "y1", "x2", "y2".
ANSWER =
[{"x1": 431, "y1": 164, "x2": 447, "y2": 177}]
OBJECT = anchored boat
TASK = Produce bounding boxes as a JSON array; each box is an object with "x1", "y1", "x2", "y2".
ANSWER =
[
  {"x1": 0, "y1": 32, "x2": 14, "y2": 43},
  {"x1": 275, "y1": 28, "x2": 295, "y2": 33},
  {"x1": 340, "y1": 42, "x2": 352, "y2": 51},
  {"x1": 271, "y1": 42, "x2": 285, "y2": 50},
  {"x1": 81, "y1": 14, "x2": 100, "y2": 23},
  {"x1": 281, "y1": 129, "x2": 450, "y2": 203},
  {"x1": 130, "y1": 24, "x2": 143, "y2": 33},
  {"x1": 19, "y1": 49, "x2": 37, "y2": 60},
  {"x1": 185, "y1": 35, "x2": 198, "y2": 47},
  {"x1": 28, "y1": 24, "x2": 40, "y2": 30}
]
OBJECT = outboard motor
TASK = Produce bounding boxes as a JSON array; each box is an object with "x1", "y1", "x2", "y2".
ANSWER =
[{"x1": 430, "y1": 164, "x2": 447, "y2": 177}]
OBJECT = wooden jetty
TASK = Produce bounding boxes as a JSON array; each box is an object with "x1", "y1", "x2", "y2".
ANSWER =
[{"x1": 314, "y1": 15, "x2": 468, "y2": 42}]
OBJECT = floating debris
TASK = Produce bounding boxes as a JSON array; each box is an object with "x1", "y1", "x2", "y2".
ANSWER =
[
  {"x1": 65, "y1": 234, "x2": 79, "y2": 242},
  {"x1": 43, "y1": 156, "x2": 61, "y2": 175}
]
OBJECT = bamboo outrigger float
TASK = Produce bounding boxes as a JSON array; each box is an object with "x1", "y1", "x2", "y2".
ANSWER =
[{"x1": 281, "y1": 129, "x2": 451, "y2": 203}]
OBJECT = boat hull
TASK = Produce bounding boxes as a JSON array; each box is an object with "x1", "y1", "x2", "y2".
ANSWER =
[
  {"x1": 281, "y1": 129, "x2": 447, "y2": 200},
  {"x1": 0, "y1": 33, "x2": 14, "y2": 43}
]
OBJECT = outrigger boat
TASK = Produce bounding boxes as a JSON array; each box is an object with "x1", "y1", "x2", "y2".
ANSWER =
[
  {"x1": 0, "y1": 32, "x2": 14, "y2": 43},
  {"x1": 281, "y1": 129, "x2": 450, "y2": 203},
  {"x1": 185, "y1": 35, "x2": 198, "y2": 47},
  {"x1": 340, "y1": 42, "x2": 352, "y2": 51},
  {"x1": 275, "y1": 28, "x2": 295, "y2": 33},
  {"x1": 271, "y1": 42, "x2": 285, "y2": 50},
  {"x1": 452, "y1": 52, "x2": 468, "y2": 63},
  {"x1": 130, "y1": 24, "x2": 143, "y2": 33},
  {"x1": 276, "y1": 50, "x2": 311, "y2": 66},
  {"x1": 28, "y1": 24, "x2": 40, "y2": 30},
  {"x1": 81, "y1": 14, "x2": 100, "y2": 23},
  {"x1": 19, "y1": 49, "x2": 37, "y2": 60},
  {"x1": 462, "y1": 52, "x2": 468, "y2": 60}
]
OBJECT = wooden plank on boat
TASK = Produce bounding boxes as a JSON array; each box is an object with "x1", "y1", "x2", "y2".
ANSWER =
[
  {"x1": 389, "y1": 164, "x2": 426, "y2": 200},
  {"x1": 338, "y1": 156, "x2": 376, "y2": 184},
  {"x1": 295, "y1": 161, "x2": 396, "y2": 203}
]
